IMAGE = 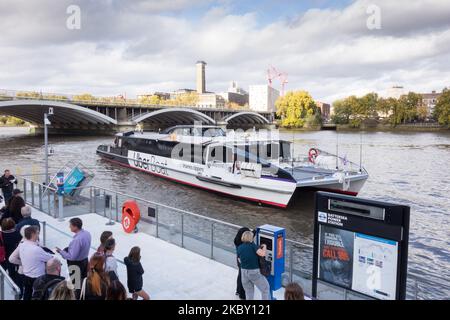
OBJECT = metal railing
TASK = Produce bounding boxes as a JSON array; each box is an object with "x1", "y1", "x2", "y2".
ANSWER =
[
  {"x1": 0, "y1": 266, "x2": 21, "y2": 300},
  {"x1": 12, "y1": 174, "x2": 450, "y2": 300}
]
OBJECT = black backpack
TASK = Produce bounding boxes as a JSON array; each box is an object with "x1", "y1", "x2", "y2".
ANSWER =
[{"x1": 33, "y1": 278, "x2": 64, "y2": 300}]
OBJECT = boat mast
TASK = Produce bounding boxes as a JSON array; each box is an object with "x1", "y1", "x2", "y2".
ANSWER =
[
  {"x1": 336, "y1": 131, "x2": 339, "y2": 170},
  {"x1": 359, "y1": 132, "x2": 363, "y2": 172},
  {"x1": 291, "y1": 130, "x2": 294, "y2": 174}
]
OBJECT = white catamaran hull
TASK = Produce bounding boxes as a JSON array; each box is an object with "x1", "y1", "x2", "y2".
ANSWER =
[{"x1": 99, "y1": 149, "x2": 297, "y2": 208}]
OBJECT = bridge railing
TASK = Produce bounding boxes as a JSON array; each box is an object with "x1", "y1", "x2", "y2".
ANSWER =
[
  {"x1": 14, "y1": 174, "x2": 450, "y2": 300},
  {"x1": 0, "y1": 88, "x2": 250, "y2": 111}
]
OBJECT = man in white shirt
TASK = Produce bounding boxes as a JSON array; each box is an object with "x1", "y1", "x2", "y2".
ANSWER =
[{"x1": 9, "y1": 225, "x2": 53, "y2": 300}]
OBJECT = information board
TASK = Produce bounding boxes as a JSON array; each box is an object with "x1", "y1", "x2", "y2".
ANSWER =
[{"x1": 313, "y1": 192, "x2": 410, "y2": 300}]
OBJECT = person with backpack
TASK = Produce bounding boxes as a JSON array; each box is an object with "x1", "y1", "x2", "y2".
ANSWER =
[
  {"x1": 0, "y1": 218, "x2": 22, "y2": 283},
  {"x1": 237, "y1": 231, "x2": 270, "y2": 300},
  {"x1": 31, "y1": 258, "x2": 65, "y2": 300},
  {"x1": 124, "y1": 246, "x2": 150, "y2": 300}
]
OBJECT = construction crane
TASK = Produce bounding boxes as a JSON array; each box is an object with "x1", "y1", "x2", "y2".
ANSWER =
[{"x1": 267, "y1": 65, "x2": 288, "y2": 96}]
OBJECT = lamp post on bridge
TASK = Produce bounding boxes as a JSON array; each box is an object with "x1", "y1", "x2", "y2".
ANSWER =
[{"x1": 44, "y1": 108, "x2": 54, "y2": 186}]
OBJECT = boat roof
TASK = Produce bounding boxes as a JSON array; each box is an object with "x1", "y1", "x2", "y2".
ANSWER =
[{"x1": 116, "y1": 130, "x2": 291, "y2": 146}]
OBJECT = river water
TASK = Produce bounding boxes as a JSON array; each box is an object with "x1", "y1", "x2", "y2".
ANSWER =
[{"x1": 0, "y1": 126, "x2": 449, "y2": 297}]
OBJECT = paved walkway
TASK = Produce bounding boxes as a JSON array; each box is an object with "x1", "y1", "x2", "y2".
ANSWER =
[{"x1": 32, "y1": 209, "x2": 285, "y2": 300}]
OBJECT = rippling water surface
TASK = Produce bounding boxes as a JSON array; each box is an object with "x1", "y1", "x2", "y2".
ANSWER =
[{"x1": 0, "y1": 127, "x2": 449, "y2": 297}]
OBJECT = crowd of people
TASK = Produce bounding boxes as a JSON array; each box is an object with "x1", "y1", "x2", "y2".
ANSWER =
[
  {"x1": 1, "y1": 168, "x2": 305, "y2": 301},
  {"x1": 0, "y1": 170, "x2": 151, "y2": 300}
]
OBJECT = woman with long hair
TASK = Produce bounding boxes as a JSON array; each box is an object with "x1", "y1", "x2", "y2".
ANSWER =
[
  {"x1": 124, "y1": 246, "x2": 150, "y2": 300},
  {"x1": 80, "y1": 255, "x2": 110, "y2": 300},
  {"x1": 106, "y1": 280, "x2": 128, "y2": 300},
  {"x1": 284, "y1": 282, "x2": 305, "y2": 300},
  {"x1": 49, "y1": 280, "x2": 76, "y2": 300}
]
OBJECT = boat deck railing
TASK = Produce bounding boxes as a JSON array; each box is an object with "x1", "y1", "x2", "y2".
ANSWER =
[{"x1": 4, "y1": 174, "x2": 448, "y2": 300}]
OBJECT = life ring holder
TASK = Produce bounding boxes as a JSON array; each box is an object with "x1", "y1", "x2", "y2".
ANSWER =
[
  {"x1": 308, "y1": 148, "x2": 320, "y2": 164},
  {"x1": 121, "y1": 200, "x2": 141, "y2": 233}
]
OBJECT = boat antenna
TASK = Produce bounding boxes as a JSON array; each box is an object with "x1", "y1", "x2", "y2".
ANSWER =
[
  {"x1": 359, "y1": 131, "x2": 363, "y2": 173},
  {"x1": 335, "y1": 130, "x2": 339, "y2": 170},
  {"x1": 291, "y1": 130, "x2": 294, "y2": 174}
]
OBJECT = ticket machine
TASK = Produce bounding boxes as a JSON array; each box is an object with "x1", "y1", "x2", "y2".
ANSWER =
[{"x1": 256, "y1": 224, "x2": 286, "y2": 299}]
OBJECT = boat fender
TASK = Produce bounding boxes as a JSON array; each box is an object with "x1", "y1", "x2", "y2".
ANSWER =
[{"x1": 121, "y1": 200, "x2": 141, "y2": 233}]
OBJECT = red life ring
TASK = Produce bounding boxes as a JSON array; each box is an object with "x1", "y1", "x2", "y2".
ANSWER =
[
  {"x1": 308, "y1": 148, "x2": 319, "y2": 164},
  {"x1": 122, "y1": 200, "x2": 141, "y2": 233}
]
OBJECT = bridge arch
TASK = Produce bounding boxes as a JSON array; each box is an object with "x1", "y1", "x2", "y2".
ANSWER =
[
  {"x1": 221, "y1": 111, "x2": 270, "y2": 125},
  {"x1": 0, "y1": 100, "x2": 117, "y2": 125},
  {"x1": 132, "y1": 108, "x2": 216, "y2": 125}
]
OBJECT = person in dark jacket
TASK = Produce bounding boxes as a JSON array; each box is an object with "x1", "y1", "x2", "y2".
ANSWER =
[
  {"x1": 8, "y1": 189, "x2": 25, "y2": 224},
  {"x1": 15, "y1": 206, "x2": 40, "y2": 234},
  {"x1": 32, "y1": 258, "x2": 65, "y2": 300},
  {"x1": 0, "y1": 170, "x2": 17, "y2": 204},
  {"x1": 124, "y1": 246, "x2": 150, "y2": 300},
  {"x1": 234, "y1": 227, "x2": 251, "y2": 300},
  {"x1": 0, "y1": 218, "x2": 22, "y2": 283}
]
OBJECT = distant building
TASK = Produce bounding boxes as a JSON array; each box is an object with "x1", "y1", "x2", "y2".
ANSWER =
[
  {"x1": 420, "y1": 90, "x2": 441, "y2": 116},
  {"x1": 197, "y1": 93, "x2": 225, "y2": 108},
  {"x1": 249, "y1": 85, "x2": 279, "y2": 113},
  {"x1": 219, "y1": 81, "x2": 249, "y2": 106},
  {"x1": 137, "y1": 92, "x2": 171, "y2": 101},
  {"x1": 316, "y1": 101, "x2": 331, "y2": 120},
  {"x1": 386, "y1": 86, "x2": 406, "y2": 99},
  {"x1": 196, "y1": 61, "x2": 207, "y2": 94},
  {"x1": 170, "y1": 88, "x2": 196, "y2": 100}
]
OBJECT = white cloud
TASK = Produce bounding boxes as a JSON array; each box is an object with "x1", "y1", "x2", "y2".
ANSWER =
[{"x1": 0, "y1": 0, "x2": 449, "y2": 102}]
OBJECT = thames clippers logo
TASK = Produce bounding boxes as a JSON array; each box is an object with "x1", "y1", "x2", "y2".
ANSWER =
[{"x1": 131, "y1": 152, "x2": 168, "y2": 176}]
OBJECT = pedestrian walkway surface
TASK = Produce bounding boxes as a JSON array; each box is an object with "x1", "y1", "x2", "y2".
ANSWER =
[{"x1": 32, "y1": 208, "x2": 285, "y2": 300}]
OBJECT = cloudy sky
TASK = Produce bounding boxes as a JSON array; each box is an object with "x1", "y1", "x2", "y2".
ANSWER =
[{"x1": 1, "y1": 0, "x2": 450, "y2": 102}]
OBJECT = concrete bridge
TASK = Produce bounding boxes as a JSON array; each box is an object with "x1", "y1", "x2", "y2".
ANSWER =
[{"x1": 0, "y1": 91, "x2": 275, "y2": 135}]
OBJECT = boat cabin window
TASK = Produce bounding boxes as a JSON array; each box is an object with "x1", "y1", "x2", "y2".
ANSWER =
[
  {"x1": 208, "y1": 145, "x2": 233, "y2": 163},
  {"x1": 280, "y1": 141, "x2": 291, "y2": 160},
  {"x1": 162, "y1": 126, "x2": 225, "y2": 137}
]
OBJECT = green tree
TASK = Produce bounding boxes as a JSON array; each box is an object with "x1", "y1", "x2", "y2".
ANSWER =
[
  {"x1": 331, "y1": 98, "x2": 352, "y2": 124},
  {"x1": 73, "y1": 93, "x2": 97, "y2": 101},
  {"x1": 139, "y1": 95, "x2": 161, "y2": 105},
  {"x1": 433, "y1": 89, "x2": 450, "y2": 125},
  {"x1": 276, "y1": 90, "x2": 320, "y2": 128},
  {"x1": 359, "y1": 92, "x2": 379, "y2": 119},
  {"x1": 16, "y1": 91, "x2": 41, "y2": 99},
  {"x1": 376, "y1": 97, "x2": 394, "y2": 119},
  {"x1": 166, "y1": 92, "x2": 199, "y2": 107},
  {"x1": 396, "y1": 92, "x2": 422, "y2": 124}
]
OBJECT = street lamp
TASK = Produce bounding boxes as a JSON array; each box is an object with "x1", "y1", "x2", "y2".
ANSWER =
[{"x1": 44, "y1": 107, "x2": 54, "y2": 186}]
